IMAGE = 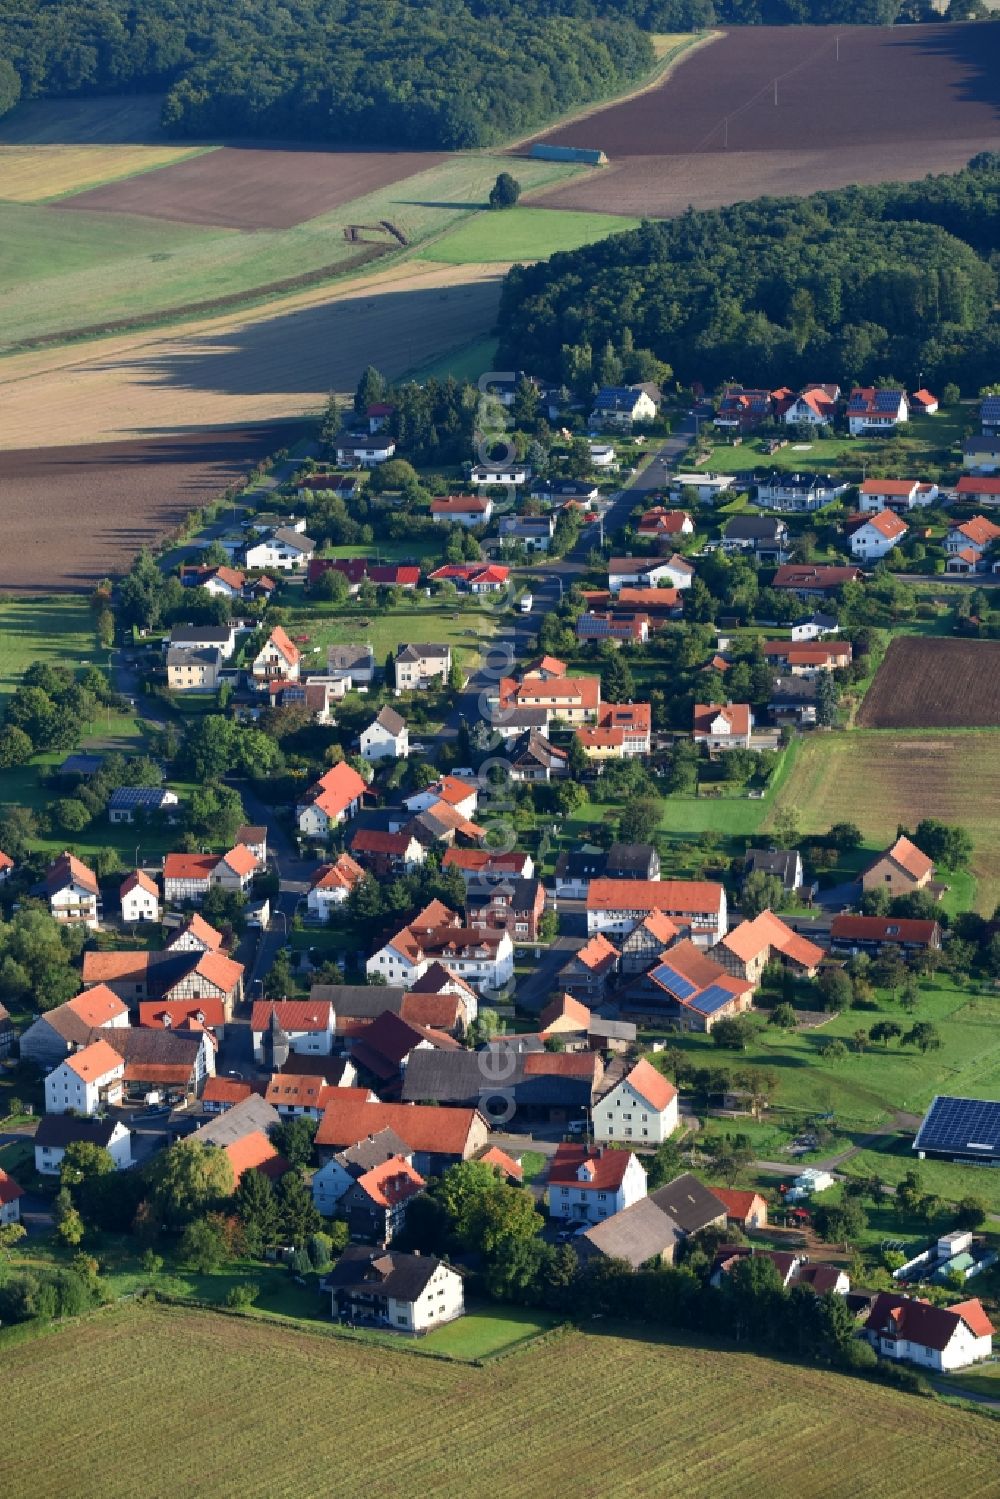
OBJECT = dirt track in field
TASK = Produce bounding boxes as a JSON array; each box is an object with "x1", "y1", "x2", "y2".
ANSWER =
[
  {"x1": 530, "y1": 23, "x2": 1000, "y2": 216},
  {"x1": 56, "y1": 145, "x2": 448, "y2": 229},
  {"x1": 0, "y1": 427, "x2": 285, "y2": 591},
  {"x1": 858, "y1": 636, "x2": 1000, "y2": 729}
]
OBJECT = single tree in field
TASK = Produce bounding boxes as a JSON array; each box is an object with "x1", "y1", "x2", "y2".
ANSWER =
[{"x1": 489, "y1": 172, "x2": 521, "y2": 210}]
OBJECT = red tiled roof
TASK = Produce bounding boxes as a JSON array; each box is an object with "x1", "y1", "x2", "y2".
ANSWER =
[
  {"x1": 883, "y1": 835, "x2": 933, "y2": 882},
  {"x1": 201, "y1": 1077, "x2": 253, "y2": 1106},
  {"x1": 65, "y1": 984, "x2": 129, "y2": 1026},
  {"x1": 47, "y1": 851, "x2": 98, "y2": 896},
  {"x1": 62, "y1": 1038, "x2": 124, "y2": 1081},
  {"x1": 0, "y1": 1167, "x2": 25, "y2": 1205},
  {"x1": 123, "y1": 1061, "x2": 192, "y2": 1085},
  {"x1": 956, "y1": 477, "x2": 1000, "y2": 497},
  {"x1": 0, "y1": 850, "x2": 13, "y2": 871},
  {"x1": 953, "y1": 514, "x2": 1000, "y2": 548},
  {"x1": 721, "y1": 910, "x2": 823, "y2": 971},
  {"x1": 522, "y1": 1051, "x2": 600, "y2": 1080},
  {"x1": 121, "y1": 869, "x2": 158, "y2": 898},
  {"x1": 309, "y1": 762, "x2": 368, "y2": 820},
  {"x1": 861, "y1": 509, "x2": 908, "y2": 542},
  {"x1": 693, "y1": 702, "x2": 751, "y2": 737},
  {"x1": 264, "y1": 1073, "x2": 327, "y2": 1109},
  {"x1": 831, "y1": 915, "x2": 939, "y2": 944},
  {"x1": 315, "y1": 1097, "x2": 483, "y2": 1155},
  {"x1": 865, "y1": 1292, "x2": 994, "y2": 1352},
  {"x1": 573, "y1": 933, "x2": 620, "y2": 972},
  {"x1": 398, "y1": 993, "x2": 463, "y2": 1030},
  {"x1": 264, "y1": 626, "x2": 301, "y2": 666},
  {"x1": 773, "y1": 565, "x2": 861, "y2": 589},
  {"x1": 539, "y1": 992, "x2": 592, "y2": 1032},
  {"x1": 549, "y1": 1143, "x2": 636, "y2": 1191},
  {"x1": 221, "y1": 844, "x2": 258, "y2": 878},
  {"x1": 139, "y1": 998, "x2": 226, "y2": 1030},
  {"x1": 478, "y1": 1145, "x2": 523, "y2": 1182},
  {"x1": 430, "y1": 495, "x2": 489, "y2": 515},
  {"x1": 163, "y1": 853, "x2": 216, "y2": 882},
  {"x1": 354, "y1": 1155, "x2": 425, "y2": 1208},
  {"x1": 251, "y1": 1000, "x2": 334, "y2": 1034},
  {"x1": 622, "y1": 1057, "x2": 676, "y2": 1113},
  {"x1": 712, "y1": 1187, "x2": 766, "y2": 1219},
  {"x1": 193, "y1": 951, "x2": 244, "y2": 996},
  {"x1": 224, "y1": 1131, "x2": 286, "y2": 1185},
  {"x1": 166, "y1": 913, "x2": 223, "y2": 951},
  {"x1": 312, "y1": 853, "x2": 365, "y2": 889},
  {"x1": 587, "y1": 879, "x2": 723, "y2": 916}
]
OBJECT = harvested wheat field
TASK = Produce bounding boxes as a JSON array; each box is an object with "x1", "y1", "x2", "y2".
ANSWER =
[
  {"x1": 531, "y1": 23, "x2": 1000, "y2": 217},
  {"x1": 4, "y1": 1304, "x2": 997, "y2": 1499},
  {"x1": 0, "y1": 260, "x2": 505, "y2": 453},
  {"x1": 858, "y1": 637, "x2": 1000, "y2": 729},
  {"x1": 0, "y1": 143, "x2": 207, "y2": 202},
  {"x1": 57, "y1": 144, "x2": 448, "y2": 229},
  {"x1": 0, "y1": 427, "x2": 286, "y2": 591}
]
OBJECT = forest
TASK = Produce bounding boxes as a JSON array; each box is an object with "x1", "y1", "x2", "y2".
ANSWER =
[
  {"x1": 497, "y1": 156, "x2": 1000, "y2": 392},
  {"x1": 0, "y1": 0, "x2": 652, "y2": 147}
]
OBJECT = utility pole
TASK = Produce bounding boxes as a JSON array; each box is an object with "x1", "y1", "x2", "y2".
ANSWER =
[
  {"x1": 836, "y1": 34, "x2": 840, "y2": 62},
  {"x1": 774, "y1": 78, "x2": 778, "y2": 106}
]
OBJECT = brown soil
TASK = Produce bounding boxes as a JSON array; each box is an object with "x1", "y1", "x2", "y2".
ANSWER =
[
  {"x1": 0, "y1": 428, "x2": 287, "y2": 592},
  {"x1": 531, "y1": 23, "x2": 1000, "y2": 217},
  {"x1": 55, "y1": 145, "x2": 447, "y2": 230},
  {"x1": 857, "y1": 636, "x2": 1000, "y2": 729}
]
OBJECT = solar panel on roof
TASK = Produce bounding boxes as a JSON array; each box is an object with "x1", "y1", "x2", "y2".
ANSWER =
[
  {"x1": 916, "y1": 1095, "x2": 1000, "y2": 1155},
  {"x1": 651, "y1": 964, "x2": 697, "y2": 1001},
  {"x1": 875, "y1": 390, "x2": 901, "y2": 410},
  {"x1": 688, "y1": 984, "x2": 736, "y2": 1016}
]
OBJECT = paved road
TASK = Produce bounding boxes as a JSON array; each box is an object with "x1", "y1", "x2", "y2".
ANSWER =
[{"x1": 514, "y1": 935, "x2": 582, "y2": 1015}]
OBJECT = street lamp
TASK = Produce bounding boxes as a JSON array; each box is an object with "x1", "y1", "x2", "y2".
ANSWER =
[{"x1": 134, "y1": 844, "x2": 141, "y2": 871}]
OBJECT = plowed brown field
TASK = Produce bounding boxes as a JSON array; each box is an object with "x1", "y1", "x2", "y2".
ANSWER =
[
  {"x1": 57, "y1": 145, "x2": 447, "y2": 229},
  {"x1": 0, "y1": 429, "x2": 286, "y2": 591},
  {"x1": 531, "y1": 23, "x2": 1000, "y2": 217},
  {"x1": 858, "y1": 636, "x2": 1000, "y2": 729}
]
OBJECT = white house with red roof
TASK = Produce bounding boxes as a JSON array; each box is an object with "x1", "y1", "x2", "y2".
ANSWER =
[
  {"x1": 593, "y1": 1058, "x2": 678, "y2": 1146},
  {"x1": 692, "y1": 701, "x2": 752, "y2": 750},
  {"x1": 547, "y1": 1143, "x2": 647, "y2": 1224},
  {"x1": 430, "y1": 495, "x2": 493, "y2": 527},
  {"x1": 46, "y1": 851, "x2": 101, "y2": 930},
  {"x1": 306, "y1": 853, "x2": 366, "y2": 919},
  {"x1": 0, "y1": 849, "x2": 13, "y2": 883},
  {"x1": 859, "y1": 479, "x2": 937, "y2": 514},
  {"x1": 403, "y1": 774, "x2": 478, "y2": 821},
  {"x1": 251, "y1": 999, "x2": 336, "y2": 1063},
  {"x1": 366, "y1": 901, "x2": 514, "y2": 992},
  {"x1": 864, "y1": 1293, "x2": 993, "y2": 1372},
  {"x1": 0, "y1": 1167, "x2": 24, "y2": 1225},
  {"x1": 428, "y1": 562, "x2": 509, "y2": 593},
  {"x1": 944, "y1": 514, "x2": 1000, "y2": 574},
  {"x1": 849, "y1": 508, "x2": 908, "y2": 560},
  {"x1": 120, "y1": 869, "x2": 160, "y2": 925},
  {"x1": 782, "y1": 383, "x2": 839, "y2": 426},
  {"x1": 44, "y1": 1038, "x2": 125, "y2": 1116},
  {"x1": 252, "y1": 627, "x2": 301, "y2": 682},
  {"x1": 910, "y1": 387, "x2": 939, "y2": 416},
  {"x1": 296, "y1": 762, "x2": 369, "y2": 838},
  {"x1": 163, "y1": 844, "x2": 258, "y2": 903},
  {"x1": 636, "y1": 507, "x2": 693, "y2": 539},
  {"x1": 586, "y1": 878, "x2": 727, "y2": 946}
]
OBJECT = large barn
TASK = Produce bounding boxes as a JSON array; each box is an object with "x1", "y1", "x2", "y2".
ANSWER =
[{"x1": 913, "y1": 1095, "x2": 1000, "y2": 1166}]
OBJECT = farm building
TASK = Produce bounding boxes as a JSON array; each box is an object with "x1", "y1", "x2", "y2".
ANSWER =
[
  {"x1": 530, "y1": 143, "x2": 607, "y2": 165},
  {"x1": 913, "y1": 1095, "x2": 1000, "y2": 1166}
]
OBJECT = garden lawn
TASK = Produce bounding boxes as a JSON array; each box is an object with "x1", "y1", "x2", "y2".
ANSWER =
[
  {"x1": 420, "y1": 1304, "x2": 558, "y2": 1358},
  {"x1": 284, "y1": 593, "x2": 497, "y2": 671},
  {"x1": 840, "y1": 1134, "x2": 1000, "y2": 1217},
  {"x1": 3, "y1": 1304, "x2": 996, "y2": 1499},
  {"x1": 420, "y1": 206, "x2": 641, "y2": 265},
  {"x1": 403, "y1": 333, "x2": 500, "y2": 384},
  {"x1": 0, "y1": 595, "x2": 98, "y2": 711},
  {"x1": 699, "y1": 410, "x2": 967, "y2": 482},
  {"x1": 663, "y1": 977, "x2": 1000, "y2": 1129}
]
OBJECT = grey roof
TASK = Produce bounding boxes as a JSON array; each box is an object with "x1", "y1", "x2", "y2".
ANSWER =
[
  {"x1": 649, "y1": 1173, "x2": 727, "y2": 1235},
  {"x1": 578, "y1": 1198, "x2": 682, "y2": 1269},
  {"x1": 100, "y1": 1028, "x2": 202, "y2": 1066},
  {"x1": 588, "y1": 1017, "x2": 637, "y2": 1042},
  {"x1": 190, "y1": 1094, "x2": 281, "y2": 1146},
  {"x1": 108, "y1": 786, "x2": 173, "y2": 810},
  {"x1": 465, "y1": 878, "x2": 542, "y2": 915},
  {"x1": 509, "y1": 730, "x2": 565, "y2": 770},
  {"x1": 34, "y1": 1114, "x2": 123, "y2": 1149},
  {"x1": 58, "y1": 753, "x2": 104, "y2": 776},
  {"x1": 962, "y1": 435, "x2": 1000, "y2": 453},
  {"x1": 554, "y1": 849, "x2": 608, "y2": 881},
  {"x1": 325, "y1": 1245, "x2": 446, "y2": 1303},
  {"x1": 236, "y1": 824, "x2": 267, "y2": 844},
  {"x1": 338, "y1": 1127, "x2": 413, "y2": 1174},
  {"x1": 396, "y1": 642, "x2": 450, "y2": 663},
  {"x1": 794, "y1": 611, "x2": 837, "y2": 630},
  {"x1": 272, "y1": 527, "x2": 315, "y2": 551},
  {"x1": 26, "y1": 1006, "x2": 100, "y2": 1048},
  {"x1": 724, "y1": 516, "x2": 786, "y2": 541},
  {"x1": 769, "y1": 675, "x2": 818, "y2": 704},
  {"x1": 745, "y1": 848, "x2": 800, "y2": 884},
  {"x1": 530, "y1": 478, "x2": 599, "y2": 498},
  {"x1": 606, "y1": 842, "x2": 657, "y2": 877},
  {"x1": 166, "y1": 647, "x2": 221, "y2": 668},
  {"x1": 402, "y1": 1048, "x2": 594, "y2": 1111},
  {"x1": 374, "y1": 706, "x2": 407, "y2": 735},
  {"x1": 328, "y1": 644, "x2": 375, "y2": 671},
  {"x1": 310, "y1": 983, "x2": 407, "y2": 1018},
  {"x1": 169, "y1": 626, "x2": 232, "y2": 645},
  {"x1": 490, "y1": 707, "x2": 550, "y2": 731}
]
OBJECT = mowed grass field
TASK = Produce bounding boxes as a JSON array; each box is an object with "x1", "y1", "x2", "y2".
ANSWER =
[
  {"x1": 420, "y1": 206, "x2": 640, "y2": 264},
  {"x1": 0, "y1": 595, "x2": 98, "y2": 709},
  {"x1": 701, "y1": 410, "x2": 965, "y2": 479},
  {"x1": 284, "y1": 593, "x2": 497, "y2": 672},
  {"x1": 767, "y1": 729, "x2": 1000, "y2": 912},
  {"x1": 3, "y1": 1304, "x2": 995, "y2": 1499},
  {"x1": 0, "y1": 152, "x2": 582, "y2": 350}
]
